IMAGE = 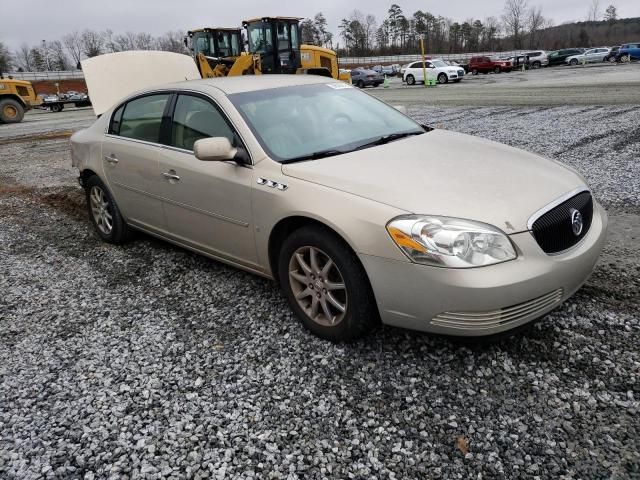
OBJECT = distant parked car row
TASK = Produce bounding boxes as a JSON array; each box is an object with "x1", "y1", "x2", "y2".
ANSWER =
[{"x1": 349, "y1": 42, "x2": 638, "y2": 88}]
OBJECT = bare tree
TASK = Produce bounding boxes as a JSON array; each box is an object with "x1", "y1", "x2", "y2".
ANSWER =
[
  {"x1": 81, "y1": 30, "x2": 104, "y2": 58},
  {"x1": 62, "y1": 31, "x2": 83, "y2": 68},
  {"x1": 102, "y1": 29, "x2": 119, "y2": 53},
  {"x1": 527, "y1": 6, "x2": 545, "y2": 48},
  {"x1": 113, "y1": 33, "x2": 135, "y2": 52},
  {"x1": 604, "y1": 4, "x2": 617, "y2": 22},
  {"x1": 587, "y1": 0, "x2": 601, "y2": 21},
  {"x1": 14, "y1": 43, "x2": 33, "y2": 71},
  {"x1": 48, "y1": 40, "x2": 70, "y2": 70},
  {"x1": 0, "y1": 41, "x2": 12, "y2": 72},
  {"x1": 157, "y1": 31, "x2": 189, "y2": 54},
  {"x1": 135, "y1": 33, "x2": 155, "y2": 50},
  {"x1": 364, "y1": 14, "x2": 378, "y2": 51},
  {"x1": 503, "y1": 0, "x2": 528, "y2": 49}
]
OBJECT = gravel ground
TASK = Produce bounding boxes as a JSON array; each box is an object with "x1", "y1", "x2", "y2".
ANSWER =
[{"x1": 1, "y1": 103, "x2": 639, "y2": 479}]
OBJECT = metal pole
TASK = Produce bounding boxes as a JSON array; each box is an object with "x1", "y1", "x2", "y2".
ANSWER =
[{"x1": 420, "y1": 37, "x2": 427, "y2": 88}]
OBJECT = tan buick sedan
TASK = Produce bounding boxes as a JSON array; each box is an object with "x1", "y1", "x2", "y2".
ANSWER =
[{"x1": 71, "y1": 74, "x2": 607, "y2": 341}]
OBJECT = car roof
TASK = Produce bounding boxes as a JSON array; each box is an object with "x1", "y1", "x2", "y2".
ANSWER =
[{"x1": 159, "y1": 74, "x2": 340, "y2": 95}]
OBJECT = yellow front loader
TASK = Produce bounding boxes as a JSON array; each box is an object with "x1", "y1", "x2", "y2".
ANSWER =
[
  {"x1": 186, "y1": 18, "x2": 350, "y2": 83},
  {"x1": 0, "y1": 76, "x2": 41, "y2": 124}
]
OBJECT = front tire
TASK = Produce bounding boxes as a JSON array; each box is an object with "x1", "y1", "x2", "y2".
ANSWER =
[
  {"x1": 0, "y1": 98, "x2": 25, "y2": 123},
  {"x1": 437, "y1": 73, "x2": 448, "y2": 84},
  {"x1": 570, "y1": 58, "x2": 578, "y2": 66},
  {"x1": 85, "y1": 175, "x2": 131, "y2": 244},
  {"x1": 278, "y1": 226, "x2": 378, "y2": 342},
  {"x1": 406, "y1": 74, "x2": 415, "y2": 85},
  {"x1": 356, "y1": 80, "x2": 365, "y2": 88},
  {"x1": 493, "y1": 66, "x2": 501, "y2": 74},
  {"x1": 471, "y1": 68, "x2": 478, "y2": 75}
]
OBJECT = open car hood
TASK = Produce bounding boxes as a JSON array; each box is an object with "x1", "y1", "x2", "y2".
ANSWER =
[{"x1": 81, "y1": 51, "x2": 201, "y2": 116}]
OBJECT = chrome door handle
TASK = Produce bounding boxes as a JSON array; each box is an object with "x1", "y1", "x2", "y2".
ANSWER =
[
  {"x1": 162, "y1": 172, "x2": 180, "y2": 181},
  {"x1": 104, "y1": 155, "x2": 119, "y2": 164}
]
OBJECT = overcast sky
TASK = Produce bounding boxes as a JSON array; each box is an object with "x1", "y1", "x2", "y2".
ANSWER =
[{"x1": 3, "y1": 0, "x2": 639, "y2": 50}]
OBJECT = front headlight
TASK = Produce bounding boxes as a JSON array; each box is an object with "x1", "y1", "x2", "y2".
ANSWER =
[{"x1": 386, "y1": 215, "x2": 517, "y2": 268}]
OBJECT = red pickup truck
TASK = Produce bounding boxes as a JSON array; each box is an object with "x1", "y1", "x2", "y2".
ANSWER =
[{"x1": 469, "y1": 56, "x2": 513, "y2": 74}]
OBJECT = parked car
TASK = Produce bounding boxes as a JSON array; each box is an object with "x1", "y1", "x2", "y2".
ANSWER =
[
  {"x1": 403, "y1": 59, "x2": 465, "y2": 85},
  {"x1": 604, "y1": 46, "x2": 620, "y2": 62},
  {"x1": 524, "y1": 51, "x2": 548, "y2": 68},
  {"x1": 381, "y1": 65, "x2": 396, "y2": 76},
  {"x1": 615, "y1": 42, "x2": 640, "y2": 61},
  {"x1": 350, "y1": 69, "x2": 384, "y2": 88},
  {"x1": 565, "y1": 47, "x2": 611, "y2": 65},
  {"x1": 468, "y1": 56, "x2": 513, "y2": 74},
  {"x1": 74, "y1": 54, "x2": 607, "y2": 341},
  {"x1": 547, "y1": 48, "x2": 585, "y2": 66}
]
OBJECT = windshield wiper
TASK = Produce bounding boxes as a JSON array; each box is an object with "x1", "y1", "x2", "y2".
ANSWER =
[
  {"x1": 281, "y1": 149, "x2": 345, "y2": 164},
  {"x1": 353, "y1": 131, "x2": 424, "y2": 151}
]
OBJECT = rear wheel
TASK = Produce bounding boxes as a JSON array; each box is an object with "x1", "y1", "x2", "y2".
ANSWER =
[
  {"x1": 437, "y1": 73, "x2": 448, "y2": 84},
  {"x1": 278, "y1": 226, "x2": 378, "y2": 342},
  {"x1": 356, "y1": 80, "x2": 365, "y2": 88},
  {"x1": 471, "y1": 68, "x2": 478, "y2": 75},
  {"x1": 85, "y1": 175, "x2": 131, "y2": 244},
  {"x1": 0, "y1": 98, "x2": 25, "y2": 123},
  {"x1": 406, "y1": 74, "x2": 415, "y2": 85},
  {"x1": 532, "y1": 61, "x2": 541, "y2": 69},
  {"x1": 493, "y1": 66, "x2": 501, "y2": 74}
]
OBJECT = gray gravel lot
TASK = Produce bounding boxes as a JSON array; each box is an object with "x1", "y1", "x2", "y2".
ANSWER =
[{"x1": 1, "y1": 92, "x2": 639, "y2": 478}]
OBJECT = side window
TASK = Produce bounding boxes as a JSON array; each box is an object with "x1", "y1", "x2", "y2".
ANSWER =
[
  {"x1": 171, "y1": 94, "x2": 235, "y2": 151},
  {"x1": 118, "y1": 94, "x2": 170, "y2": 143}
]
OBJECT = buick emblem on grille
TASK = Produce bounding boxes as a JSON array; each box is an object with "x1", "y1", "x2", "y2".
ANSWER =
[{"x1": 569, "y1": 208, "x2": 583, "y2": 236}]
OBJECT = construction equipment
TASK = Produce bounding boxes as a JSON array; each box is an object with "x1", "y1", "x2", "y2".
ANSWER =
[
  {"x1": 187, "y1": 17, "x2": 350, "y2": 82},
  {"x1": 187, "y1": 28, "x2": 261, "y2": 78},
  {"x1": 0, "y1": 75, "x2": 41, "y2": 124}
]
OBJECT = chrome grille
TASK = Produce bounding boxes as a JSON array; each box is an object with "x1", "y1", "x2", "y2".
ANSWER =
[
  {"x1": 530, "y1": 191, "x2": 593, "y2": 254},
  {"x1": 431, "y1": 289, "x2": 563, "y2": 330}
]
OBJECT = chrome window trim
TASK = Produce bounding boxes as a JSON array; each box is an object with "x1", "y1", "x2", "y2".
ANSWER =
[
  {"x1": 526, "y1": 187, "x2": 591, "y2": 231},
  {"x1": 103, "y1": 134, "x2": 253, "y2": 169},
  {"x1": 105, "y1": 87, "x2": 255, "y2": 166}
]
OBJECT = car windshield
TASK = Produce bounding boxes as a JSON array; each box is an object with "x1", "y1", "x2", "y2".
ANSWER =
[
  {"x1": 228, "y1": 83, "x2": 425, "y2": 163},
  {"x1": 431, "y1": 60, "x2": 446, "y2": 67}
]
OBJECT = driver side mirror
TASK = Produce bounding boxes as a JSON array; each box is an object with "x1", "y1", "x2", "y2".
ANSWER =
[{"x1": 194, "y1": 137, "x2": 248, "y2": 164}]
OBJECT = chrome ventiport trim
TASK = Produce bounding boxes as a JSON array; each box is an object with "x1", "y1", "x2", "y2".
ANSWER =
[{"x1": 526, "y1": 187, "x2": 590, "y2": 231}]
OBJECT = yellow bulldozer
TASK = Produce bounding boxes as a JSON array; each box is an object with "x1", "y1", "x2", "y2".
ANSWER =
[
  {"x1": 187, "y1": 17, "x2": 350, "y2": 83},
  {"x1": 0, "y1": 75, "x2": 40, "y2": 124}
]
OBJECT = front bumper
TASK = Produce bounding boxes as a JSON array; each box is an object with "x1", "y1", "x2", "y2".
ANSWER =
[{"x1": 360, "y1": 202, "x2": 608, "y2": 336}]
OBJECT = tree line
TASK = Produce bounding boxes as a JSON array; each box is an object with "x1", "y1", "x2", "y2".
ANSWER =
[
  {"x1": 0, "y1": 30, "x2": 187, "y2": 73},
  {"x1": 331, "y1": 0, "x2": 625, "y2": 56},
  {"x1": 0, "y1": 1, "x2": 632, "y2": 73}
]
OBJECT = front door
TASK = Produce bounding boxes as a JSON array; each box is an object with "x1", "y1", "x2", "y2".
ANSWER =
[
  {"x1": 101, "y1": 93, "x2": 171, "y2": 230},
  {"x1": 158, "y1": 93, "x2": 258, "y2": 268}
]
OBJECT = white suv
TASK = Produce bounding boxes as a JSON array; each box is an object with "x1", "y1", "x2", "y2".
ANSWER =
[
  {"x1": 403, "y1": 59, "x2": 465, "y2": 85},
  {"x1": 524, "y1": 51, "x2": 548, "y2": 68}
]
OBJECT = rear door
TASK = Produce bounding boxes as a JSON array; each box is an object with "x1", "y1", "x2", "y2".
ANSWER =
[
  {"x1": 102, "y1": 93, "x2": 172, "y2": 230},
  {"x1": 157, "y1": 92, "x2": 258, "y2": 267}
]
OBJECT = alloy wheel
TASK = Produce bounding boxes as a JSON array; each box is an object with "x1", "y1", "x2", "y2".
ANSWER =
[
  {"x1": 288, "y1": 246, "x2": 348, "y2": 327},
  {"x1": 89, "y1": 185, "x2": 113, "y2": 235}
]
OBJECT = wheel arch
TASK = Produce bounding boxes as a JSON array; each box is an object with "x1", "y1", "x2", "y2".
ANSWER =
[
  {"x1": 268, "y1": 215, "x2": 361, "y2": 285},
  {"x1": 0, "y1": 94, "x2": 27, "y2": 109}
]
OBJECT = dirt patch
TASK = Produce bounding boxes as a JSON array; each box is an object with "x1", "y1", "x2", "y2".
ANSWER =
[
  {"x1": 0, "y1": 131, "x2": 74, "y2": 146},
  {"x1": 0, "y1": 184, "x2": 85, "y2": 221}
]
